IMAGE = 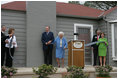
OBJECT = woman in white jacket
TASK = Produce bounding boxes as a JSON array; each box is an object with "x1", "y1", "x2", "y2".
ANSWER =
[{"x1": 5, "y1": 28, "x2": 17, "y2": 67}]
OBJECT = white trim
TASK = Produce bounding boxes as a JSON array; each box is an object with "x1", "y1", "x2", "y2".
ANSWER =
[
  {"x1": 74, "y1": 23, "x2": 93, "y2": 65},
  {"x1": 108, "y1": 20, "x2": 117, "y2": 23},
  {"x1": 113, "y1": 57, "x2": 117, "y2": 61},
  {"x1": 111, "y1": 24, "x2": 116, "y2": 59},
  {"x1": 74, "y1": 23, "x2": 93, "y2": 40}
]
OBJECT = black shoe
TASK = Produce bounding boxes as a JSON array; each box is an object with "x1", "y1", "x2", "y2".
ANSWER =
[{"x1": 93, "y1": 64, "x2": 96, "y2": 66}]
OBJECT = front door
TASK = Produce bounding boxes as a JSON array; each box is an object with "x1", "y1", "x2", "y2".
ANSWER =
[{"x1": 77, "y1": 27, "x2": 92, "y2": 65}]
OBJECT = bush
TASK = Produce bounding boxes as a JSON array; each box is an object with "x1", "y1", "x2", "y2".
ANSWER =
[
  {"x1": 1, "y1": 66, "x2": 17, "y2": 78},
  {"x1": 95, "y1": 65, "x2": 113, "y2": 77},
  {"x1": 32, "y1": 64, "x2": 57, "y2": 78},
  {"x1": 65, "y1": 65, "x2": 88, "y2": 78}
]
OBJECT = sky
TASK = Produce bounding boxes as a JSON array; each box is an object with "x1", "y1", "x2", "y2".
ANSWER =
[{"x1": 1, "y1": 1, "x2": 85, "y2": 4}]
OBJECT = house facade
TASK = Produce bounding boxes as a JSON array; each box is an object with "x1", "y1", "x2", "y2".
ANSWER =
[{"x1": 1, "y1": 1, "x2": 117, "y2": 67}]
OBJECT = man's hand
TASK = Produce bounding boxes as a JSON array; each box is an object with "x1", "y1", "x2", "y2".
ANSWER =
[
  {"x1": 45, "y1": 42, "x2": 48, "y2": 45},
  {"x1": 47, "y1": 40, "x2": 52, "y2": 44},
  {"x1": 5, "y1": 40, "x2": 9, "y2": 43},
  {"x1": 45, "y1": 40, "x2": 52, "y2": 45}
]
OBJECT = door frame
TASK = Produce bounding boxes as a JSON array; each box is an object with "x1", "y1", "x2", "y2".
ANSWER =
[{"x1": 74, "y1": 23, "x2": 93, "y2": 65}]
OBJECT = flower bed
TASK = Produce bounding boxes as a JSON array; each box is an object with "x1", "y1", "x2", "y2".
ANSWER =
[
  {"x1": 1, "y1": 66, "x2": 17, "y2": 78},
  {"x1": 95, "y1": 65, "x2": 113, "y2": 77},
  {"x1": 32, "y1": 64, "x2": 57, "y2": 78},
  {"x1": 65, "y1": 66, "x2": 88, "y2": 78}
]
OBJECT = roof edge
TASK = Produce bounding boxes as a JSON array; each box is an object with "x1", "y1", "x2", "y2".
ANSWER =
[
  {"x1": 103, "y1": 6, "x2": 117, "y2": 16},
  {"x1": 1, "y1": 8, "x2": 26, "y2": 12},
  {"x1": 56, "y1": 14, "x2": 103, "y2": 20}
]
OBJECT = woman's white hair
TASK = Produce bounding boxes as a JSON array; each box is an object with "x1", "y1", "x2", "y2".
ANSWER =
[{"x1": 58, "y1": 31, "x2": 64, "y2": 36}]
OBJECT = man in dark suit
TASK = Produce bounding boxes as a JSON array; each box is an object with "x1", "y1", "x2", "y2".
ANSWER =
[
  {"x1": 41, "y1": 26, "x2": 54, "y2": 65},
  {"x1": 91, "y1": 29, "x2": 101, "y2": 66},
  {"x1": 1, "y1": 25, "x2": 9, "y2": 66}
]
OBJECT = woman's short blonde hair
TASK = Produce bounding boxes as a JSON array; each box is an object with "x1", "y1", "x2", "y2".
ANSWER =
[{"x1": 58, "y1": 31, "x2": 64, "y2": 36}]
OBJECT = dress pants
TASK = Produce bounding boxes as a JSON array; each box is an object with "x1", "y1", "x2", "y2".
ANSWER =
[
  {"x1": 43, "y1": 46, "x2": 52, "y2": 65},
  {"x1": 1, "y1": 46, "x2": 6, "y2": 66},
  {"x1": 93, "y1": 48, "x2": 100, "y2": 66},
  {"x1": 5, "y1": 47, "x2": 15, "y2": 67}
]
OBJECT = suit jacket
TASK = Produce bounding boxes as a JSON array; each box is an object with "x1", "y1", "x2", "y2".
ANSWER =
[
  {"x1": 41, "y1": 31, "x2": 54, "y2": 50},
  {"x1": 91, "y1": 35, "x2": 101, "y2": 49},
  {"x1": 1, "y1": 32, "x2": 9, "y2": 47}
]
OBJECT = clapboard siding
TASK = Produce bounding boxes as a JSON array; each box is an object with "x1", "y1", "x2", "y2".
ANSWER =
[
  {"x1": 106, "y1": 9, "x2": 117, "y2": 67},
  {"x1": 1, "y1": 10, "x2": 26, "y2": 17},
  {"x1": 97, "y1": 8, "x2": 117, "y2": 67},
  {"x1": 1, "y1": 16, "x2": 26, "y2": 21},
  {"x1": 57, "y1": 16, "x2": 99, "y2": 66},
  {"x1": 1, "y1": 20, "x2": 26, "y2": 25},
  {"x1": 1, "y1": 9, "x2": 26, "y2": 67}
]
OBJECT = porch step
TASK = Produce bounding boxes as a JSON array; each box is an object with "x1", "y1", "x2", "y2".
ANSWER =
[{"x1": 12, "y1": 65, "x2": 117, "y2": 78}]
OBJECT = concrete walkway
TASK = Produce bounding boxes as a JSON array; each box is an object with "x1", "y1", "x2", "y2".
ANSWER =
[{"x1": 12, "y1": 65, "x2": 117, "y2": 78}]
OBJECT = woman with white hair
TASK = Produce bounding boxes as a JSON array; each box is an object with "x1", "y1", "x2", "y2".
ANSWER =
[{"x1": 54, "y1": 31, "x2": 67, "y2": 68}]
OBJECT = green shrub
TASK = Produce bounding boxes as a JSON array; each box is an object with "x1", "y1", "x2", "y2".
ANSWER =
[
  {"x1": 65, "y1": 65, "x2": 88, "y2": 78},
  {"x1": 1, "y1": 66, "x2": 17, "y2": 78},
  {"x1": 32, "y1": 64, "x2": 57, "y2": 78},
  {"x1": 95, "y1": 65, "x2": 113, "y2": 77}
]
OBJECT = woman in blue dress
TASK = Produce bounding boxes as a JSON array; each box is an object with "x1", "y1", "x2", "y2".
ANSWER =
[{"x1": 54, "y1": 31, "x2": 67, "y2": 68}]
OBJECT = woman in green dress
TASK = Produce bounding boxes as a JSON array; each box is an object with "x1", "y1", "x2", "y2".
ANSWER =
[{"x1": 97, "y1": 32, "x2": 108, "y2": 66}]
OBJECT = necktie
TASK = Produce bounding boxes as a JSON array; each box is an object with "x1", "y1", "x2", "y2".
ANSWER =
[
  {"x1": 47, "y1": 32, "x2": 49, "y2": 35},
  {"x1": 97, "y1": 36, "x2": 99, "y2": 40}
]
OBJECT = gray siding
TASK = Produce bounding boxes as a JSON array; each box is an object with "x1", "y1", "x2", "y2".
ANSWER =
[
  {"x1": 105, "y1": 9, "x2": 117, "y2": 21},
  {"x1": 98, "y1": 8, "x2": 117, "y2": 67},
  {"x1": 1, "y1": 9, "x2": 26, "y2": 67},
  {"x1": 106, "y1": 8, "x2": 117, "y2": 67},
  {"x1": 56, "y1": 16, "x2": 99, "y2": 65}
]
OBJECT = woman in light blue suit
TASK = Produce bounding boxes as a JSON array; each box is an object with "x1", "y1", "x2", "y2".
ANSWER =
[{"x1": 54, "y1": 31, "x2": 67, "y2": 68}]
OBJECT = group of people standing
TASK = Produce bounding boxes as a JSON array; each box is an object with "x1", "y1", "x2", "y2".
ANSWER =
[
  {"x1": 1, "y1": 25, "x2": 17, "y2": 67},
  {"x1": 41, "y1": 26, "x2": 108, "y2": 67},
  {"x1": 41, "y1": 26, "x2": 67, "y2": 68},
  {"x1": 92, "y1": 29, "x2": 108, "y2": 66},
  {"x1": 1, "y1": 25, "x2": 108, "y2": 68}
]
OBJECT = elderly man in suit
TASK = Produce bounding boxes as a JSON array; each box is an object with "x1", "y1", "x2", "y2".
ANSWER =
[
  {"x1": 91, "y1": 29, "x2": 101, "y2": 66},
  {"x1": 41, "y1": 26, "x2": 54, "y2": 65}
]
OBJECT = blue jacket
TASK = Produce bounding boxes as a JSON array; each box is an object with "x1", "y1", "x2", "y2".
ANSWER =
[
  {"x1": 41, "y1": 32, "x2": 54, "y2": 50},
  {"x1": 54, "y1": 36, "x2": 68, "y2": 49}
]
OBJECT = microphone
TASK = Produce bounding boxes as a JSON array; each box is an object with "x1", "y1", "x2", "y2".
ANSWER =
[{"x1": 74, "y1": 33, "x2": 79, "y2": 35}]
